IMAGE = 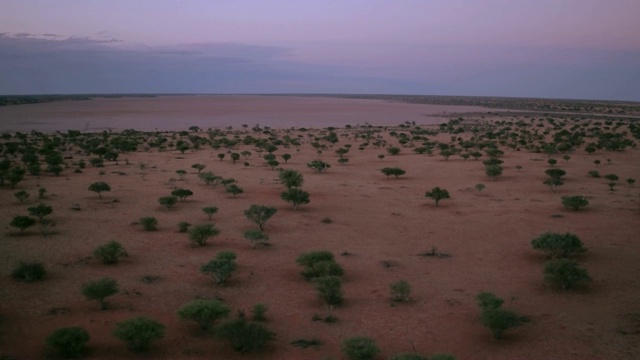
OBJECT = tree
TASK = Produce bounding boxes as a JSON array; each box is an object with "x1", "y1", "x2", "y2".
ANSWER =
[
  {"x1": 244, "y1": 230, "x2": 269, "y2": 248},
  {"x1": 381, "y1": 167, "x2": 406, "y2": 179},
  {"x1": 12, "y1": 261, "x2": 46, "y2": 282},
  {"x1": 531, "y1": 232, "x2": 586, "y2": 259},
  {"x1": 27, "y1": 203, "x2": 53, "y2": 220},
  {"x1": 278, "y1": 169, "x2": 303, "y2": 189},
  {"x1": 82, "y1": 277, "x2": 118, "y2": 310},
  {"x1": 215, "y1": 316, "x2": 275, "y2": 353},
  {"x1": 14, "y1": 190, "x2": 29, "y2": 203},
  {"x1": 225, "y1": 184, "x2": 244, "y2": 196},
  {"x1": 177, "y1": 299, "x2": 230, "y2": 331},
  {"x1": 281, "y1": 187, "x2": 310, "y2": 210},
  {"x1": 191, "y1": 163, "x2": 206, "y2": 173},
  {"x1": 158, "y1": 196, "x2": 178, "y2": 209},
  {"x1": 188, "y1": 224, "x2": 219, "y2": 246},
  {"x1": 93, "y1": 241, "x2": 128, "y2": 264},
  {"x1": 244, "y1": 205, "x2": 277, "y2": 231},
  {"x1": 177, "y1": 221, "x2": 191, "y2": 233},
  {"x1": 425, "y1": 187, "x2": 450, "y2": 207},
  {"x1": 113, "y1": 317, "x2": 165, "y2": 352},
  {"x1": 8, "y1": 168, "x2": 25, "y2": 188},
  {"x1": 627, "y1": 178, "x2": 636, "y2": 187},
  {"x1": 202, "y1": 206, "x2": 218, "y2": 220},
  {"x1": 342, "y1": 336, "x2": 380, "y2": 360},
  {"x1": 201, "y1": 251, "x2": 237, "y2": 284},
  {"x1": 301, "y1": 260, "x2": 344, "y2": 281},
  {"x1": 604, "y1": 173, "x2": 619, "y2": 191},
  {"x1": 476, "y1": 292, "x2": 529, "y2": 339},
  {"x1": 46, "y1": 327, "x2": 90, "y2": 359},
  {"x1": 545, "y1": 168, "x2": 566, "y2": 179},
  {"x1": 296, "y1": 251, "x2": 335, "y2": 267},
  {"x1": 171, "y1": 188, "x2": 193, "y2": 200},
  {"x1": 313, "y1": 275, "x2": 343, "y2": 305},
  {"x1": 218, "y1": 153, "x2": 226, "y2": 161},
  {"x1": 88, "y1": 182, "x2": 110, "y2": 198},
  {"x1": 562, "y1": 196, "x2": 589, "y2": 211},
  {"x1": 390, "y1": 280, "x2": 411, "y2": 303},
  {"x1": 176, "y1": 169, "x2": 187, "y2": 180},
  {"x1": 543, "y1": 259, "x2": 592, "y2": 290},
  {"x1": 307, "y1": 160, "x2": 331, "y2": 173},
  {"x1": 475, "y1": 183, "x2": 485, "y2": 192},
  {"x1": 139, "y1": 217, "x2": 158, "y2": 231},
  {"x1": 485, "y1": 165, "x2": 503, "y2": 181},
  {"x1": 10, "y1": 215, "x2": 36, "y2": 235},
  {"x1": 543, "y1": 177, "x2": 564, "y2": 193},
  {"x1": 387, "y1": 146, "x2": 401, "y2": 155},
  {"x1": 199, "y1": 171, "x2": 220, "y2": 186}
]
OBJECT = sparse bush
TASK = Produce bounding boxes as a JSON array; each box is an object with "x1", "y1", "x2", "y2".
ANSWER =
[
  {"x1": 28, "y1": 203, "x2": 53, "y2": 220},
  {"x1": 562, "y1": 196, "x2": 589, "y2": 211},
  {"x1": 476, "y1": 292, "x2": 529, "y2": 339},
  {"x1": 82, "y1": 277, "x2": 118, "y2": 310},
  {"x1": 279, "y1": 169, "x2": 304, "y2": 188},
  {"x1": 244, "y1": 230, "x2": 269, "y2": 248},
  {"x1": 476, "y1": 291, "x2": 504, "y2": 310},
  {"x1": 281, "y1": 187, "x2": 310, "y2": 210},
  {"x1": 14, "y1": 190, "x2": 29, "y2": 203},
  {"x1": 531, "y1": 232, "x2": 586, "y2": 259},
  {"x1": 475, "y1": 183, "x2": 485, "y2": 192},
  {"x1": 201, "y1": 251, "x2": 237, "y2": 284},
  {"x1": 177, "y1": 299, "x2": 230, "y2": 330},
  {"x1": 113, "y1": 316, "x2": 165, "y2": 352},
  {"x1": 307, "y1": 160, "x2": 331, "y2": 173},
  {"x1": 425, "y1": 187, "x2": 450, "y2": 207},
  {"x1": 313, "y1": 276, "x2": 344, "y2": 305},
  {"x1": 225, "y1": 184, "x2": 244, "y2": 196},
  {"x1": 390, "y1": 280, "x2": 411, "y2": 303},
  {"x1": 544, "y1": 258, "x2": 592, "y2": 290},
  {"x1": 177, "y1": 221, "x2": 191, "y2": 233},
  {"x1": 202, "y1": 206, "x2": 218, "y2": 220},
  {"x1": 296, "y1": 251, "x2": 335, "y2": 267},
  {"x1": 252, "y1": 303, "x2": 268, "y2": 321},
  {"x1": 485, "y1": 164, "x2": 503, "y2": 181},
  {"x1": 88, "y1": 181, "x2": 110, "y2": 198},
  {"x1": 188, "y1": 224, "x2": 219, "y2": 246},
  {"x1": 158, "y1": 195, "x2": 178, "y2": 209},
  {"x1": 10, "y1": 215, "x2": 36, "y2": 235},
  {"x1": 93, "y1": 241, "x2": 128, "y2": 264},
  {"x1": 46, "y1": 326, "x2": 90, "y2": 359},
  {"x1": 139, "y1": 217, "x2": 158, "y2": 231},
  {"x1": 342, "y1": 336, "x2": 380, "y2": 360},
  {"x1": 215, "y1": 316, "x2": 275, "y2": 353},
  {"x1": 244, "y1": 205, "x2": 277, "y2": 231},
  {"x1": 12, "y1": 261, "x2": 46, "y2": 282},
  {"x1": 301, "y1": 260, "x2": 344, "y2": 281}
]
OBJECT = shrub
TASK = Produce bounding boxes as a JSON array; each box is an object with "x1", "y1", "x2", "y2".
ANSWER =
[
  {"x1": 177, "y1": 299, "x2": 230, "y2": 330},
  {"x1": 301, "y1": 260, "x2": 344, "y2": 281},
  {"x1": 381, "y1": 167, "x2": 406, "y2": 179},
  {"x1": 390, "y1": 280, "x2": 411, "y2": 303},
  {"x1": 387, "y1": 146, "x2": 401, "y2": 155},
  {"x1": 14, "y1": 190, "x2": 29, "y2": 203},
  {"x1": 177, "y1": 221, "x2": 191, "y2": 233},
  {"x1": 296, "y1": 251, "x2": 335, "y2": 267},
  {"x1": 88, "y1": 182, "x2": 110, "y2": 198},
  {"x1": 225, "y1": 184, "x2": 244, "y2": 196},
  {"x1": 281, "y1": 187, "x2": 310, "y2": 210},
  {"x1": 244, "y1": 230, "x2": 269, "y2": 248},
  {"x1": 252, "y1": 303, "x2": 268, "y2": 321},
  {"x1": 278, "y1": 169, "x2": 303, "y2": 188},
  {"x1": 543, "y1": 177, "x2": 564, "y2": 192},
  {"x1": 429, "y1": 355, "x2": 457, "y2": 360},
  {"x1": 425, "y1": 187, "x2": 450, "y2": 207},
  {"x1": 342, "y1": 336, "x2": 380, "y2": 360},
  {"x1": 202, "y1": 206, "x2": 218, "y2": 220},
  {"x1": 480, "y1": 308, "x2": 530, "y2": 339},
  {"x1": 543, "y1": 259, "x2": 592, "y2": 290},
  {"x1": 139, "y1": 217, "x2": 158, "y2": 231},
  {"x1": 201, "y1": 251, "x2": 237, "y2": 284},
  {"x1": 191, "y1": 163, "x2": 206, "y2": 173},
  {"x1": 215, "y1": 317, "x2": 275, "y2": 353},
  {"x1": 562, "y1": 196, "x2": 589, "y2": 211},
  {"x1": 313, "y1": 276, "x2": 344, "y2": 305},
  {"x1": 531, "y1": 232, "x2": 586, "y2": 258},
  {"x1": 158, "y1": 195, "x2": 178, "y2": 209},
  {"x1": 82, "y1": 277, "x2": 118, "y2": 310},
  {"x1": 485, "y1": 165, "x2": 503, "y2": 181},
  {"x1": 10, "y1": 215, "x2": 36, "y2": 235},
  {"x1": 12, "y1": 261, "x2": 46, "y2": 282},
  {"x1": 28, "y1": 203, "x2": 53, "y2": 220},
  {"x1": 188, "y1": 224, "x2": 219, "y2": 246},
  {"x1": 390, "y1": 353, "x2": 428, "y2": 360},
  {"x1": 475, "y1": 183, "x2": 485, "y2": 192},
  {"x1": 307, "y1": 160, "x2": 331, "y2": 173},
  {"x1": 244, "y1": 205, "x2": 277, "y2": 231},
  {"x1": 476, "y1": 292, "x2": 504, "y2": 310},
  {"x1": 46, "y1": 327, "x2": 90, "y2": 359},
  {"x1": 93, "y1": 241, "x2": 128, "y2": 264},
  {"x1": 171, "y1": 188, "x2": 193, "y2": 200},
  {"x1": 113, "y1": 316, "x2": 165, "y2": 352}
]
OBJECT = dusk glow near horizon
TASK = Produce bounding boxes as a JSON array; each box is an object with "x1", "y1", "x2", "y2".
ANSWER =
[{"x1": 2, "y1": 0, "x2": 639, "y2": 101}]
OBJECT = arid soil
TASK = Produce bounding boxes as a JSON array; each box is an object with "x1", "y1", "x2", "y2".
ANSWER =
[{"x1": 1, "y1": 96, "x2": 639, "y2": 359}]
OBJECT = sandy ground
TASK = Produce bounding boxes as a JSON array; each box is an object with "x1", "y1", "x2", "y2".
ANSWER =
[{"x1": 1, "y1": 97, "x2": 639, "y2": 359}]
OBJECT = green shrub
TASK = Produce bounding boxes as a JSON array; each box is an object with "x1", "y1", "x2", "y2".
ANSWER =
[
  {"x1": 387, "y1": 146, "x2": 401, "y2": 155},
  {"x1": 201, "y1": 252, "x2": 237, "y2": 284},
  {"x1": 171, "y1": 188, "x2": 193, "y2": 200},
  {"x1": 244, "y1": 205, "x2": 277, "y2": 231},
  {"x1": 475, "y1": 183, "x2": 485, "y2": 192},
  {"x1": 12, "y1": 261, "x2": 46, "y2": 282},
  {"x1": 381, "y1": 167, "x2": 406, "y2": 179},
  {"x1": 188, "y1": 224, "x2": 219, "y2": 246},
  {"x1": 215, "y1": 317, "x2": 275, "y2": 353},
  {"x1": 296, "y1": 251, "x2": 335, "y2": 267},
  {"x1": 485, "y1": 164, "x2": 503, "y2": 180},
  {"x1": 202, "y1": 206, "x2": 218, "y2": 220},
  {"x1": 14, "y1": 190, "x2": 29, "y2": 203},
  {"x1": 562, "y1": 196, "x2": 589, "y2": 211},
  {"x1": 476, "y1": 292, "x2": 504, "y2": 310},
  {"x1": 244, "y1": 230, "x2": 269, "y2": 248},
  {"x1": 252, "y1": 303, "x2": 268, "y2": 321},
  {"x1": 313, "y1": 276, "x2": 343, "y2": 305},
  {"x1": 544, "y1": 259, "x2": 592, "y2": 290},
  {"x1": 113, "y1": 316, "x2": 165, "y2": 352},
  {"x1": 480, "y1": 307, "x2": 530, "y2": 339},
  {"x1": 177, "y1": 221, "x2": 191, "y2": 233},
  {"x1": 278, "y1": 169, "x2": 303, "y2": 188},
  {"x1": 93, "y1": 241, "x2": 128, "y2": 264},
  {"x1": 82, "y1": 277, "x2": 118, "y2": 310},
  {"x1": 139, "y1": 217, "x2": 158, "y2": 231},
  {"x1": 390, "y1": 280, "x2": 411, "y2": 303},
  {"x1": 46, "y1": 327, "x2": 90, "y2": 358},
  {"x1": 587, "y1": 170, "x2": 600, "y2": 178},
  {"x1": 28, "y1": 203, "x2": 53, "y2": 220},
  {"x1": 531, "y1": 232, "x2": 586, "y2": 258},
  {"x1": 425, "y1": 187, "x2": 450, "y2": 207},
  {"x1": 88, "y1": 181, "x2": 110, "y2": 198},
  {"x1": 158, "y1": 195, "x2": 178, "y2": 209},
  {"x1": 10, "y1": 215, "x2": 36, "y2": 235},
  {"x1": 280, "y1": 187, "x2": 310, "y2": 210},
  {"x1": 429, "y1": 355, "x2": 457, "y2": 360},
  {"x1": 177, "y1": 299, "x2": 230, "y2": 330},
  {"x1": 307, "y1": 160, "x2": 331, "y2": 173},
  {"x1": 301, "y1": 260, "x2": 344, "y2": 281},
  {"x1": 342, "y1": 336, "x2": 380, "y2": 360},
  {"x1": 390, "y1": 353, "x2": 428, "y2": 360}
]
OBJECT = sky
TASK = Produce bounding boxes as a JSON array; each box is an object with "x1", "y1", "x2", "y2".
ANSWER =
[{"x1": 1, "y1": 0, "x2": 639, "y2": 101}]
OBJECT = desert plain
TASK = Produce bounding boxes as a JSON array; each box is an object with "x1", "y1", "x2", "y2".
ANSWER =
[{"x1": 0, "y1": 95, "x2": 639, "y2": 359}]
